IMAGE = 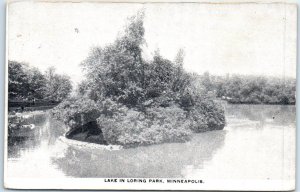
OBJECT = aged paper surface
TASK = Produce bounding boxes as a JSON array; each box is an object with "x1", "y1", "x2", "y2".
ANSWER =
[{"x1": 5, "y1": 1, "x2": 296, "y2": 190}]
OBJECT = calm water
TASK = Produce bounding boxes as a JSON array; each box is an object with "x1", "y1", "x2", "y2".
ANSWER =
[{"x1": 7, "y1": 104, "x2": 295, "y2": 180}]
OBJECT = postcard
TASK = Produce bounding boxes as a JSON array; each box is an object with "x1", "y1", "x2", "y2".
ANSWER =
[{"x1": 4, "y1": 1, "x2": 296, "y2": 190}]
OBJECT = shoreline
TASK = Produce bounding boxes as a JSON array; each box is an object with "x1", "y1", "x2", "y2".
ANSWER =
[
  {"x1": 215, "y1": 99, "x2": 296, "y2": 105},
  {"x1": 226, "y1": 101, "x2": 296, "y2": 105},
  {"x1": 8, "y1": 102, "x2": 295, "y2": 149},
  {"x1": 58, "y1": 136, "x2": 123, "y2": 151}
]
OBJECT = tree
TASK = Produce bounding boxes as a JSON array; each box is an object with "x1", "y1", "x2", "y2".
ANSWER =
[
  {"x1": 43, "y1": 67, "x2": 73, "y2": 102},
  {"x1": 201, "y1": 72, "x2": 213, "y2": 92},
  {"x1": 8, "y1": 61, "x2": 73, "y2": 102},
  {"x1": 174, "y1": 48, "x2": 185, "y2": 67},
  {"x1": 8, "y1": 61, "x2": 30, "y2": 100},
  {"x1": 81, "y1": 11, "x2": 146, "y2": 106},
  {"x1": 81, "y1": 12, "x2": 195, "y2": 109},
  {"x1": 27, "y1": 67, "x2": 47, "y2": 99}
]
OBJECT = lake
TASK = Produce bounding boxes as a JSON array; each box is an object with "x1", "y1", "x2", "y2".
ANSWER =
[{"x1": 6, "y1": 104, "x2": 295, "y2": 180}]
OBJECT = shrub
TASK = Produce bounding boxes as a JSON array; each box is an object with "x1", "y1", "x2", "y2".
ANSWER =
[
  {"x1": 51, "y1": 97, "x2": 101, "y2": 128},
  {"x1": 97, "y1": 105, "x2": 192, "y2": 147},
  {"x1": 188, "y1": 99, "x2": 226, "y2": 132}
]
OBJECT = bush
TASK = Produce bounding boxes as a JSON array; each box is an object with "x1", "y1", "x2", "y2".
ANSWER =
[
  {"x1": 51, "y1": 97, "x2": 101, "y2": 128},
  {"x1": 188, "y1": 100, "x2": 225, "y2": 132},
  {"x1": 97, "y1": 105, "x2": 192, "y2": 147}
]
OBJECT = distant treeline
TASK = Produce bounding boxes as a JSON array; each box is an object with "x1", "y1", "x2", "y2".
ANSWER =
[
  {"x1": 8, "y1": 61, "x2": 73, "y2": 103},
  {"x1": 195, "y1": 72, "x2": 296, "y2": 105}
]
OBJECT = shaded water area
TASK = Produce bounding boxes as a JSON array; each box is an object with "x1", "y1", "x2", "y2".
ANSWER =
[{"x1": 7, "y1": 104, "x2": 295, "y2": 179}]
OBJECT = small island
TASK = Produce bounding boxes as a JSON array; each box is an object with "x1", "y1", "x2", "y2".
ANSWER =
[{"x1": 50, "y1": 12, "x2": 226, "y2": 147}]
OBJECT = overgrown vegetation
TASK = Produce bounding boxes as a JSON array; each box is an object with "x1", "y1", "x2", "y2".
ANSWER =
[
  {"x1": 8, "y1": 61, "x2": 73, "y2": 102},
  {"x1": 196, "y1": 72, "x2": 296, "y2": 105},
  {"x1": 52, "y1": 12, "x2": 225, "y2": 147}
]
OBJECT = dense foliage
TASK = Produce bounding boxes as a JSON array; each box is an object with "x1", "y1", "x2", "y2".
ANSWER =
[
  {"x1": 52, "y1": 12, "x2": 225, "y2": 147},
  {"x1": 8, "y1": 61, "x2": 73, "y2": 102},
  {"x1": 98, "y1": 104, "x2": 192, "y2": 147},
  {"x1": 196, "y1": 72, "x2": 296, "y2": 105}
]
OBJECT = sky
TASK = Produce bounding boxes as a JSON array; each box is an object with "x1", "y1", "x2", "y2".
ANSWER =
[{"x1": 8, "y1": 2, "x2": 297, "y2": 86}]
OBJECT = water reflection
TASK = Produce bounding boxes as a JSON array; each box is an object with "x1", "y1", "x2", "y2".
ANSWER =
[
  {"x1": 7, "y1": 104, "x2": 296, "y2": 179},
  {"x1": 225, "y1": 104, "x2": 296, "y2": 127},
  {"x1": 52, "y1": 130, "x2": 226, "y2": 178},
  {"x1": 7, "y1": 113, "x2": 47, "y2": 158},
  {"x1": 7, "y1": 112, "x2": 69, "y2": 178}
]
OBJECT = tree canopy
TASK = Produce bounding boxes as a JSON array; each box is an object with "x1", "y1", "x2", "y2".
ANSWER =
[
  {"x1": 8, "y1": 61, "x2": 73, "y2": 102},
  {"x1": 79, "y1": 12, "x2": 196, "y2": 110}
]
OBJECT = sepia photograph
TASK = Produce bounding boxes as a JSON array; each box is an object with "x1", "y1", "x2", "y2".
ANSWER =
[{"x1": 4, "y1": 1, "x2": 296, "y2": 190}]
